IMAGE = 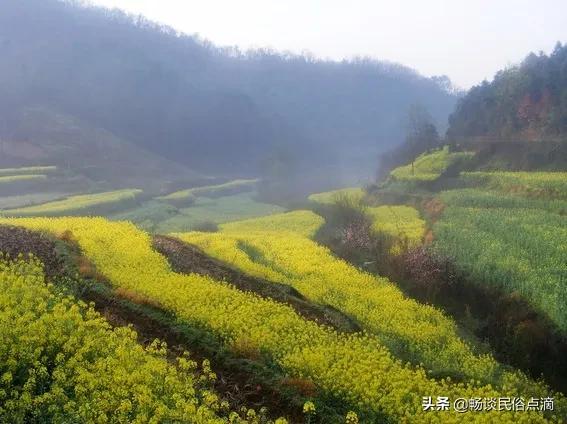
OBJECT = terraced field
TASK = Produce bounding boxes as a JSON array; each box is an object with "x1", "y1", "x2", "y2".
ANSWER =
[
  {"x1": 460, "y1": 172, "x2": 567, "y2": 199},
  {"x1": 157, "y1": 179, "x2": 259, "y2": 206},
  {"x1": 1, "y1": 216, "x2": 563, "y2": 422},
  {"x1": 308, "y1": 187, "x2": 366, "y2": 204},
  {"x1": 1, "y1": 160, "x2": 566, "y2": 422},
  {"x1": 389, "y1": 146, "x2": 474, "y2": 182},
  {"x1": 0, "y1": 174, "x2": 47, "y2": 184},
  {"x1": 1, "y1": 189, "x2": 142, "y2": 216},
  {"x1": 434, "y1": 188, "x2": 567, "y2": 332},
  {"x1": 367, "y1": 205, "x2": 425, "y2": 252},
  {"x1": 0, "y1": 165, "x2": 57, "y2": 176},
  {"x1": 0, "y1": 257, "x2": 245, "y2": 423},
  {"x1": 155, "y1": 192, "x2": 284, "y2": 233}
]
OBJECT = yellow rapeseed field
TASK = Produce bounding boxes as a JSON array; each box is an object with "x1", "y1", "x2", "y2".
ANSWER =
[
  {"x1": 367, "y1": 205, "x2": 425, "y2": 252},
  {"x1": 1, "y1": 217, "x2": 563, "y2": 422},
  {"x1": 0, "y1": 257, "x2": 229, "y2": 423},
  {"x1": 220, "y1": 210, "x2": 324, "y2": 238}
]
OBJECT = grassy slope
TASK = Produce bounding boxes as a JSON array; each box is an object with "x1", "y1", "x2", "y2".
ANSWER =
[
  {"x1": 375, "y1": 148, "x2": 567, "y2": 334},
  {"x1": 390, "y1": 146, "x2": 474, "y2": 182},
  {"x1": 154, "y1": 193, "x2": 284, "y2": 233}
]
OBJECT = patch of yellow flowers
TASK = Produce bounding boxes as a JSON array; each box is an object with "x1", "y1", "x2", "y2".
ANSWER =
[
  {"x1": 1, "y1": 217, "x2": 563, "y2": 422},
  {"x1": 0, "y1": 257, "x2": 228, "y2": 423},
  {"x1": 180, "y1": 226, "x2": 500, "y2": 387},
  {"x1": 367, "y1": 205, "x2": 425, "y2": 253},
  {"x1": 220, "y1": 210, "x2": 324, "y2": 238}
]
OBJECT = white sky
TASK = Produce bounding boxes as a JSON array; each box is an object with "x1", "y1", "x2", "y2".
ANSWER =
[{"x1": 88, "y1": 0, "x2": 567, "y2": 89}]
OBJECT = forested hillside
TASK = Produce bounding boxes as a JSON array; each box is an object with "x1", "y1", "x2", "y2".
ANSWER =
[
  {"x1": 0, "y1": 0, "x2": 456, "y2": 184},
  {"x1": 448, "y1": 43, "x2": 567, "y2": 140}
]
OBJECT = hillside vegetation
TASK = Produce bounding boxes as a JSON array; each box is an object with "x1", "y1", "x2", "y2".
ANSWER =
[
  {"x1": 448, "y1": 43, "x2": 567, "y2": 140},
  {"x1": 0, "y1": 0, "x2": 456, "y2": 184}
]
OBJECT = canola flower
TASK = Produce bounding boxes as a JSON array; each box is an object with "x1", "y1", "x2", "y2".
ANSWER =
[
  {"x1": 0, "y1": 257, "x2": 229, "y2": 423},
  {"x1": 3, "y1": 189, "x2": 142, "y2": 217},
  {"x1": 302, "y1": 401, "x2": 316, "y2": 415},
  {"x1": 1, "y1": 217, "x2": 563, "y2": 422},
  {"x1": 180, "y1": 212, "x2": 567, "y2": 411},
  {"x1": 180, "y1": 229, "x2": 527, "y2": 389},
  {"x1": 367, "y1": 205, "x2": 425, "y2": 253},
  {"x1": 345, "y1": 411, "x2": 359, "y2": 424}
]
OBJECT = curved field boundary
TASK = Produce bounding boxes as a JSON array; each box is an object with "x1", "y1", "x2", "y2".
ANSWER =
[
  {"x1": 0, "y1": 256, "x2": 230, "y2": 423},
  {"x1": 2, "y1": 189, "x2": 142, "y2": 217},
  {"x1": 0, "y1": 217, "x2": 560, "y2": 422}
]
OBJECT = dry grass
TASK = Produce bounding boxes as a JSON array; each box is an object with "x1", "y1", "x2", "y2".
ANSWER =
[
  {"x1": 231, "y1": 336, "x2": 261, "y2": 361},
  {"x1": 281, "y1": 377, "x2": 317, "y2": 397},
  {"x1": 114, "y1": 287, "x2": 164, "y2": 310}
]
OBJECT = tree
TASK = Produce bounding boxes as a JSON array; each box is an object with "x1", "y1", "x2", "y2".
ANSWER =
[{"x1": 376, "y1": 104, "x2": 440, "y2": 179}]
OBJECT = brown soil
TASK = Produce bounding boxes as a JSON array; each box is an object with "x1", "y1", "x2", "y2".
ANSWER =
[
  {"x1": 0, "y1": 225, "x2": 65, "y2": 279},
  {"x1": 81, "y1": 287, "x2": 304, "y2": 422},
  {"x1": 153, "y1": 234, "x2": 361, "y2": 334}
]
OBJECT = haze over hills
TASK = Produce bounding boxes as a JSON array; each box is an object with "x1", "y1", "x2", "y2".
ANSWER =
[
  {"x1": 0, "y1": 107, "x2": 202, "y2": 189},
  {"x1": 0, "y1": 0, "x2": 457, "y2": 190}
]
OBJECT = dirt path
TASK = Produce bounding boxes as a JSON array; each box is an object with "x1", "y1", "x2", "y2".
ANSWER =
[{"x1": 153, "y1": 234, "x2": 361, "y2": 334}]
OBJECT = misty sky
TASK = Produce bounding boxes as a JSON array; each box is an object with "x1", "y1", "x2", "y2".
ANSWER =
[{"x1": 89, "y1": 0, "x2": 567, "y2": 89}]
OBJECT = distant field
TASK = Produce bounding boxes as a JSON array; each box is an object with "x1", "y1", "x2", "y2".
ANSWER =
[
  {"x1": 390, "y1": 147, "x2": 474, "y2": 182},
  {"x1": 0, "y1": 165, "x2": 57, "y2": 176},
  {"x1": 157, "y1": 179, "x2": 259, "y2": 205},
  {"x1": 114, "y1": 192, "x2": 284, "y2": 233},
  {"x1": 0, "y1": 174, "x2": 47, "y2": 184},
  {"x1": 157, "y1": 193, "x2": 283, "y2": 233},
  {"x1": 0, "y1": 192, "x2": 74, "y2": 210},
  {"x1": 308, "y1": 187, "x2": 365, "y2": 204},
  {"x1": 1, "y1": 189, "x2": 142, "y2": 216}
]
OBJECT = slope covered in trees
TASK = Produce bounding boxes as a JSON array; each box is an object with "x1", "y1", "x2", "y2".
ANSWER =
[
  {"x1": 0, "y1": 0, "x2": 456, "y2": 185},
  {"x1": 448, "y1": 43, "x2": 567, "y2": 140}
]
